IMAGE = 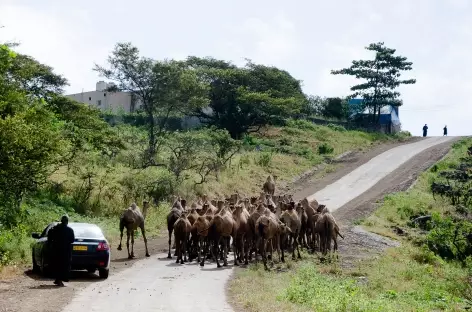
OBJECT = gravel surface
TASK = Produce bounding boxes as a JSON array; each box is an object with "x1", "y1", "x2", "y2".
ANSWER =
[{"x1": 0, "y1": 136, "x2": 458, "y2": 312}]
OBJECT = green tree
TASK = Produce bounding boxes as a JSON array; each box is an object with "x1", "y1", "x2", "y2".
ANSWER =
[
  {"x1": 94, "y1": 43, "x2": 209, "y2": 166},
  {"x1": 187, "y1": 57, "x2": 307, "y2": 139},
  {"x1": 322, "y1": 97, "x2": 348, "y2": 119},
  {"x1": 331, "y1": 42, "x2": 416, "y2": 122},
  {"x1": 0, "y1": 45, "x2": 67, "y2": 225}
]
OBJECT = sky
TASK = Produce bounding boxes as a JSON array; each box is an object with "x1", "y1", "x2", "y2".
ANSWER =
[{"x1": 1, "y1": 0, "x2": 471, "y2": 136}]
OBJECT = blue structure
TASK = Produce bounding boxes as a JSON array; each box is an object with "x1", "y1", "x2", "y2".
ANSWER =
[{"x1": 348, "y1": 98, "x2": 401, "y2": 133}]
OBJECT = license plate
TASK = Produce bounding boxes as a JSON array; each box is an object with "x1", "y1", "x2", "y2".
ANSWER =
[{"x1": 73, "y1": 245, "x2": 88, "y2": 251}]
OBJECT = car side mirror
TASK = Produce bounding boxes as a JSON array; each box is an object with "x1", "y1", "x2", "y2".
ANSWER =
[{"x1": 31, "y1": 233, "x2": 40, "y2": 239}]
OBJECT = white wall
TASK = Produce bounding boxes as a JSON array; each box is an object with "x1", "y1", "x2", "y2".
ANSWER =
[{"x1": 66, "y1": 91, "x2": 141, "y2": 113}]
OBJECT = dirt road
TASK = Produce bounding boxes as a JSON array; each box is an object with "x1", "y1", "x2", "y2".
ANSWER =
[{"x1": 59, "y1": 136, "x2": 455, "y2": 312}]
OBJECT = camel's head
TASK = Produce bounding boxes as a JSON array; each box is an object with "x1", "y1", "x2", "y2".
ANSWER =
[
  {"x1": 296, "y1": 202, "x2": 304, "y2": 213},
  {"x1": 130, "y1": 202, "x2": 138, "y2": 210},
  {"x1": 288, "y1": 201, "x2": 295, "y2": 210},
  {"x1": 318, "y1": 204, "x2": 328, "y2": 214},
  {"x1": 217, "y1": 200, "x2": 225, "y2": 210},
  {"x1": 250, "y1": 196, "x2": 258, "y2": 205},
  {"x1": 180, "y1": 199, "x2": 187, "y2": 208}
]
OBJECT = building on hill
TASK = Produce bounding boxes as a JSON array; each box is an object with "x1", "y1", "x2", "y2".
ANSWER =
[
  {"x1": 348, "y1": 98, "x2": 401, "y2": 134},
  {"x1": 65, "y1": 81, "x2": 142, "y2": 113}
]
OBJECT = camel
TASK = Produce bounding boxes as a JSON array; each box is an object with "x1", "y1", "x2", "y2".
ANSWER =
[
  {"x1": 117, "y1": 201, "x2": 150, "y2": 259},
  {"x1": 295, "y1": 202, "x2": 309, "y2": 249},
  {"x1": 186, "y1": 204, "x2": 200, "y2": 260},
  {"x1": 210, "y1": 206, "x2": 235, "y2": 267},
  {"x1": 280, "y1": 202, "x2": 302, "y2": 260},
  {"x1": 262, "y1": 175, "x2": 277, "y2": 196},
  {"x1": 232, "y1": 204, "x2": 250, "y2": 265},
  {"x1": 173, "y1": 213, "x2": 192, "y2": 264},
  {"x1": 167, "y1": 197, "x2": 184, "y2": 258},
  {"x1": 300, "y1": 198, "x2": 318, "y2": 250},
  {"x1": 320, "y1": 206, "x2": 344, "y2": 254},
  {"x1": 256, "y1": 213, "x2": 282, "y2": 270}
]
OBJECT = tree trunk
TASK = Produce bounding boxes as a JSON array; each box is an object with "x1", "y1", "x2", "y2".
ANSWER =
[{"x1": 147, "y1": 113, "x2": 156, "y2": 160}]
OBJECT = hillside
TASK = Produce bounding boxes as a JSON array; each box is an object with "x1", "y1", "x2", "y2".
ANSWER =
[{"x1": 0, "y1": 118, "x2": 410, "y2": 269}]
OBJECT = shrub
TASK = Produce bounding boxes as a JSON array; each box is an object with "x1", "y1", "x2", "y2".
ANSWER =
[
  {"x1": 257, "y1": 152, "x2": 273, "y2": 167},
  {"x1": 327, "y1": 123, "x2": 346, "y2": 132},
  {"x1": 318, "y1": 143, "x2": 334, "y2": 155}
]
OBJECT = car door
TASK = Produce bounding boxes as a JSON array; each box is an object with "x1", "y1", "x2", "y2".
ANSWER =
[{"x1": 35, "y1": 223, "x2": 54, "y2": 266}]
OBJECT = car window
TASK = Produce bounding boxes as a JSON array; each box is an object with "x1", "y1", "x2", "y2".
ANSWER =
[
  {"x1": 40, "y1": 224, "x2": 55, "y2": 238},
  {"x1": 69, "y1": 225, "x2": 104, "y2": 239}
]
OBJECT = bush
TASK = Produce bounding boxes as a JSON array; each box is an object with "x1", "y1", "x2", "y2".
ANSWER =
[
  {"x1": 257, "y1": 152, "x2": 273, "y2": 167},
  {"x1": 327, "y1": 123, "x2": 346, "y2": 132},
  {"x1": 318, "y1": 143, "x2": 334, "y2": 155}
]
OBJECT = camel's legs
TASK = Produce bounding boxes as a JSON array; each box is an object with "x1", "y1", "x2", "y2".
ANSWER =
[
  {"x1": 215, "y1": 236, "x2": 222, "y2": 268},
  {"x1": 223, "y1": 237, "x2": 229, "y2": 267},
  {"x1": 167, "y1": 229, "x2": 173, "y2": 259},
  {"x1": 126, "y1": 231, "x2": 131, "y2": 259},
  {"x1": 261, "y1": 239, "x2": 269, "y2": 270},
  {"x1": 140, "y1": 225, "x2": 150, "y2": 257},
  {"x1": 175, "y1": 237, "x2": 181, "y2": 264},
  {"x1": 130, "y1": 230, "x2": 135, "y2": 258},
  {"x1": 182, "y1": 235, "x2": 188, "y2": 263},
  {"x1": 233, "y1": 236, "x2": 239, "y2": 266},
  {"x1": 117, "y1": 219, "x2": 124, "y2": 251}
]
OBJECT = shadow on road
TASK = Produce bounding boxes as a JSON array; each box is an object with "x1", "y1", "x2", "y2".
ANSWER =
[
  {"x1": 24, "y1": 269, "x2": 103, "y2": 283},
  {"x1": 28, "y1": 284, "x2": 61, "y2": 290}
]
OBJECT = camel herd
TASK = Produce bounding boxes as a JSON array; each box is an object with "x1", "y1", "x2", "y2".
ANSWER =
[{"x1": 118, "y1": 175, "x2": 344, "y2": 270}]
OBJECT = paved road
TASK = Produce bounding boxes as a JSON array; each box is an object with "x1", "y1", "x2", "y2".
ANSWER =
[
  {"x1": 62, "y1": 136, "x2": 454, "y2": 312},
  {"x1": 307, "y1": 136, "x2": 455, "y2": 212}
]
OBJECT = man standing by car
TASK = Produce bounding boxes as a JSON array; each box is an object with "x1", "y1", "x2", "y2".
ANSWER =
[{"x1": 48, "y1": 215, "x2": 75, "y2": 286}]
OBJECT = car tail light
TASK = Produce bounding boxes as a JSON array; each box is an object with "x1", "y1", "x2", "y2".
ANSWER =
[{"x1": 97, "y1": 241, "x2": 109, "y2": 251}]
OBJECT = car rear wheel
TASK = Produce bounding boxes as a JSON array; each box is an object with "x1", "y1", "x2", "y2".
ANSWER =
[
  {"x1": 32, "y1": 252, "x2": 40, "y2": 274},
  {"x1": 98, "y1": 268, "x2": 109, "y2": 279},
  {"x1": 41, "y1": 254, "x2": 51, "y2": 277}
]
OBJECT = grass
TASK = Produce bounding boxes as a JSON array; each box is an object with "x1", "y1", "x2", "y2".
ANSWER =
[
  {"x1": 0, "y1": 120, "x2": 410, "y2": 270},
  {"x1": 229, "y1": 137, "x2": 472, "y2": 312}
]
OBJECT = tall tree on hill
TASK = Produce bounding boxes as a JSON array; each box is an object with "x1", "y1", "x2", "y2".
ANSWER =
[
  {"x1": 331, "y1": 42, "x2": 416, "y2": 122},
  {"x1": 0, "y1": 45, "x2": 68, "y2": 225},
  {"x1": 94, "y1": 43, "x2": 209, "y2": 166},
  {"x1": 186, "y1": 57, "x2": 308, "y2": 139}
]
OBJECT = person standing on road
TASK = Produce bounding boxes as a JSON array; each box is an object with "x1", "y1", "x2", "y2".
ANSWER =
[
  {"x1": 443, "y1": 125, "x2": 448, "y2": 136},
  {"x1": 422, "y1": 124, "x2": 428, "y2": 137},
  {"x1": 48, "y1": 215, "x2": 75, "y2": 286}
]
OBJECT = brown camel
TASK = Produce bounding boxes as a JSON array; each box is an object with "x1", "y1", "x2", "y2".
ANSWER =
[
  {"x1": 194, "y1": 214, "x2": 214, "y2": 265},
  {"x1": 232, "y1": 204, "x2": 250, "y2": 265},
  {"x1": 211, "y1": 206, "x2": 235, "y2": 267},
  {"x1": 256, "y1": 213, "x2": 281, "y2": 270},
  {"x1": 117, "y1": 201, "x2": 150, "y2": 259},
  {"x1": 280, "y1": 203, "x2": 302, "y2": 260},
  {"x1": 167, "y1": 197, "x2": 184, "y2": 258},
  {"x1": 262, "y1": 175, "x2": 277, "y2": 196},
  {"x1": 173, "y1": 213, "x2": 192, "y2": 264}
]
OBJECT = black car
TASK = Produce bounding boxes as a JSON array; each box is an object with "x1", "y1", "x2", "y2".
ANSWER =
[{"x1": 31, "y1": 222, "x2": 110, "y2": 279}]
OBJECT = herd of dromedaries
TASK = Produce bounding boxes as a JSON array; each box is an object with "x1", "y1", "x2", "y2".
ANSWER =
[{"x1": 118, "y1": 175, "x2": 343, "y2": 270}]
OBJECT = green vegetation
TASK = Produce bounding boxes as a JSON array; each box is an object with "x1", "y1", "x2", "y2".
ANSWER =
[
  {"x1": 0, "y1": 42, "x2": 411, "y2": 270},
  {"x1": 230, "y1": 138, "x2": 472, "y2": 312}
]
